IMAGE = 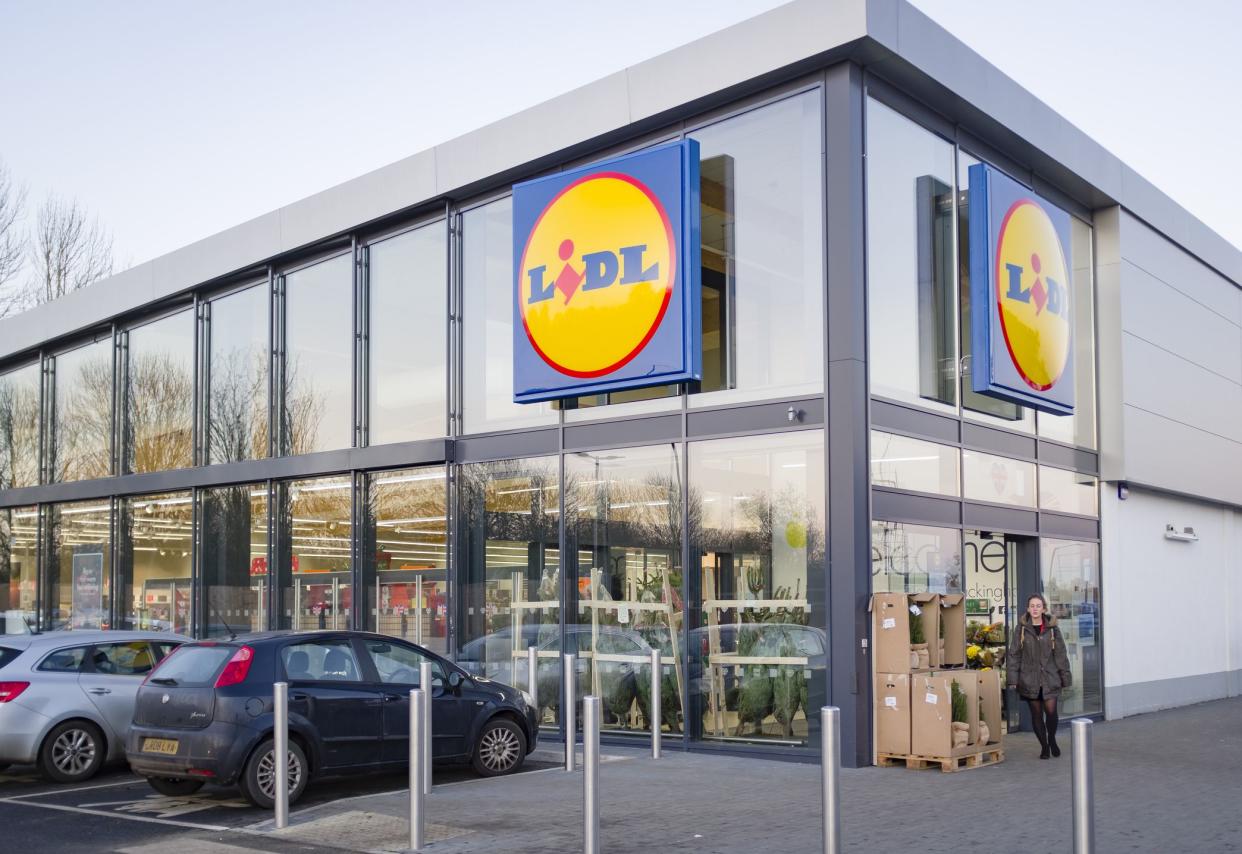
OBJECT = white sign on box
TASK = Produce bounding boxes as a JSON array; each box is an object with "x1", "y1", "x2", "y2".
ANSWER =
[
  {"x1": 882, "y1": 617, "x2": 896, "y2": 629},
  {"x1": 909, "y1": 604, "x2": 922, "y2": 615},
  {"x1": 884, "y1": 696, "x2": 898, "y2": 708},
  {"x1": 925, "y1": 692, "x2": 938, "y2": 705}
]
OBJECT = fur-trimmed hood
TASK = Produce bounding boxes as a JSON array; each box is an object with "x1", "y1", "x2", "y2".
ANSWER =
[{"x1": 1018, "y1": 611, "x2": 1058, "y2": 628}]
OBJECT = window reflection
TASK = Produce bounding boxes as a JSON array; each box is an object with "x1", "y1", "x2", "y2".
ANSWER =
[
  {"x1": 277, "y1": 475, "x2": 353, "y2": 630},
  {"x1": 118, "y1": 492, "x2": 192, "y2": 634},
  {"x1": 201, "y1": 483, "x2": 268, "y2": 637},
  {"x1": 52, "y1": 339, "x2": 113, "y2": 483},
  {"x1": 0, "y1": 506, "x2": 38, "y2": 633},
  {"x1": 691, "y1": 432, "x2": 825, "y2": 745},
  {"x1": 870, "y1": 430, "x2": 960, "y2": 496},
  {"x1": 363, "y1": 467, "x2": 448, "y2": 653},
  {"x1": 0, "y1": 362, "x2": 40, "y2": 490},
  {"x1": 369, "y1": 224, "x2": 447, "y2": 444},
  {"x1": 871, "y1": 521, "x2": 963, "y2": 594},
  {"x1": 1040, "y1": 538, "x2": 1101, "y2": 715},
  {"x1": 124, "y1": 311, "x2": 194, "y2": 474},
  {"x1": 206, "y1": 284, "x2": 268, "y2": 464},
  {"x1": 284, "y1": 254, "x2": 353, "y2": 455},
  {"x1": 1039, "y1": 466, "x2": 1098, "y2": 516},
  {"x1": 962, "y1": 450, "x2": 1036, "y2": 509},
  {"x1": 48, "y1": 500, "x2": 112, "y2": 630},
  {"x1": 457, "y1": 456, "x2": 560, "y2": 724}
]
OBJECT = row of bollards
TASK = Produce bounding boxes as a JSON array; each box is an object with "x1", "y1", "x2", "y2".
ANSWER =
[{"x1": 272, "y1": 683, "x2": 1096, "y2": 854}]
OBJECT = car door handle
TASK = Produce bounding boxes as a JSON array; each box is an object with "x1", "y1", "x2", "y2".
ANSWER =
[
  {"x1": 88, "y1": 688, "x2": 111, "y2": 695},
  {"x1": 383, "y1": 694, "x2": 403, "y2": 702},
  {"x1": 291, "y1": 692, "x2": 310, "y2": 701}
]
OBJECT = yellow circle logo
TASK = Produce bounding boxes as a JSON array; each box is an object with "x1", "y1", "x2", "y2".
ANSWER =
[
  {"x1": 519, "y1": 172, "x2": 675, "y2": 378},
  {"x1": 995, "y1": 200, "x2": 1071, "y2": 391}
]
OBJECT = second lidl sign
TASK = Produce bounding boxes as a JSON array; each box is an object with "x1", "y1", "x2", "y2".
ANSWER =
[
  {"x1": 512, "y1": 141, "x2": 701, "y2": 403},
  {"x1": 968, "y1": 163, "x2": 1074, "y2": 415}
]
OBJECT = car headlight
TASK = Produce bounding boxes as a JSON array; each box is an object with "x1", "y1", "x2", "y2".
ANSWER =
[{"x1": 520, "y1": 690, "x2": 535, "y2": 709}]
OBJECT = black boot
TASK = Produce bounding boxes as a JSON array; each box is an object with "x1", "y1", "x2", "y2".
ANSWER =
[
  {"x1": 1049, "y1": 737, "x2": 1060, "y2": 757},
  {"x1": 1039, "y1": 743, "x2": 1051, "y2": 759}
]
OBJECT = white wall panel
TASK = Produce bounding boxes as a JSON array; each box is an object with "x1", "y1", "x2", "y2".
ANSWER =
[
  {"x1": 1121, "y1": 406, "x2": 1242, "y2": 507},
  {"x1": 1120, "y1": 334, "x2": 1242, "y2": 442}
]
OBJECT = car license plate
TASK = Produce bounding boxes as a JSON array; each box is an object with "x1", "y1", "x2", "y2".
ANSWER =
[{"x1": 143, "y1": 738, "x2": 179, "y2": 755}]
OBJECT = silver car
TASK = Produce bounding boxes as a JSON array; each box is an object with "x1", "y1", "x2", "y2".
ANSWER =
[{"x1": 0, "y1": 631, "x2": 186, "y2": 782}]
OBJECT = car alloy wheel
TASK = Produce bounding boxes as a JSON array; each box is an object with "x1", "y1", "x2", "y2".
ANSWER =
[
  {"x1": 479, "y1": 724, "x2": 521, "y2": 773},
  {"x1": 255, "y1": 745, "x2": 304, "y2": 801},
  {"x1": 51, "y1": 727, "x2": 97, "y2": 778}
]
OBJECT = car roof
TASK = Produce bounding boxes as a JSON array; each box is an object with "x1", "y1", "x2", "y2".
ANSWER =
[
  {"x1": 4, "y1": 630, "x2": 190, "y2": 652},
  {"x1": 188, "y1": 630, "x2": 441, "y2": 647}
]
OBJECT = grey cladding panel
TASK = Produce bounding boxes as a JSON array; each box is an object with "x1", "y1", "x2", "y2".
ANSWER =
[
  {"x1": 564, "y1": 414, "x2": 681, "y2": 451},
  {"x1": 686, "y1": 398, "x2": 823, "y2": 438},
  {"x1": 1037, "y1": 442, "x2": 1097, "y2": 474},
  {"x1": 1039, "y1": 513, "x2": 1099, "y2": 541},
  {"x1": 963, "y1": 502, "x2": 1038, "y2": 535},
  {"x1": 870, "y1": 398, "x2": 959, "y2": 443},
  {"x1": 871, "y1": 489, "x2": 960, "y2": 527},
  {"x1": 962, "y1": 423, "x2": 1036, "y2": 461},
  {"x1": 456, "y1": 430, "x2": 559, "y2": 463}
]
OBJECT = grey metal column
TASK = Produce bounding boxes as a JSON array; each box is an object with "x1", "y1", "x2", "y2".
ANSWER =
[
  {"x1": 583, "y1": 696, "x2": 600, "y2": 854},
  {"x1": 824, "y1": 61, "x2": 873, "y2": 768},
  {"x1": 821, "y1": 706, "x2": 841, "y2": 853},
  {"x1": 409, "y1": 687, "x2": 424, "y2": 852},
  {"x1": 273, "y1": 682, "x2": 289, "y2": 829},
  {"x1": 1072, "y1": 718, "x2": 1095, "y2": 853},
  {"x1": 564, "y1": 653, "x2": 576, "y2": 772},
  {"x1": 420, "y1": 661, "x2": 433, "y2": 795},
  {"x1": 650, "y1": 649, "x2": 661, "y2": 759}
]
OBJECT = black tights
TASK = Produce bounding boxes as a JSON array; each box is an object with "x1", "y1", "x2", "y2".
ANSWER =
[{"x1": 1027, "y1": 695, "x2": 1059, "y2": 748}]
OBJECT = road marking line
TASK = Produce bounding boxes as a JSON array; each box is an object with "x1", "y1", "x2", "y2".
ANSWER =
[
  {"x1": 0, "y1": 798, "x2": 231, "y2": 831},
  {"x1": 4, "y1": 777, "x2": 142, "y2": 800}
]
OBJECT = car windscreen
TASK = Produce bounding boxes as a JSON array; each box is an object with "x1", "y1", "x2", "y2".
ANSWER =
[
  {"x1": 147, "y1": 644, "x2": 233, "y2": 686},
  {"x1": 0, "y1": 646, "x2": 20, "y2": 670}
]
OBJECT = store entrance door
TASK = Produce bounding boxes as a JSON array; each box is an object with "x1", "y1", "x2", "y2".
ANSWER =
[{"x1": 962, "y1": 531, "x2": 1039, "y2": 733}]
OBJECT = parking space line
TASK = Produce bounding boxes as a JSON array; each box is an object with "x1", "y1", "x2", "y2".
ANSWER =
[
  {"x1": 0, "y1": 797, "x2": 231, "y2": 831},
  {"x1": 3, "y1": 777, "x2": 142, "y2": 800}
]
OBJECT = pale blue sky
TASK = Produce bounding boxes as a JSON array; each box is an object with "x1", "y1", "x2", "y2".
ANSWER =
[{"x1": 0, "y1": 0, "x2": 1238, "y2": 278}]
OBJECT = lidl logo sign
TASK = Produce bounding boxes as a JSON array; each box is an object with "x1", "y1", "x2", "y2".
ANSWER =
[
  {"x1": 512, "y1": 141, "x2": 700, "y2": 402},
  {"x1": 968, "y1": 163, "x2": 1074, "y2": 415}
]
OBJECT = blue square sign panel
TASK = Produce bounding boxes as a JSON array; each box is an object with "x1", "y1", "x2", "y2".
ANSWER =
[
  {"x1": 968, "y1": 162, "x2": 1075, "y2": 416},
  {"x1": 511, "y1": 140, "x2": 701, "y2": 403}
]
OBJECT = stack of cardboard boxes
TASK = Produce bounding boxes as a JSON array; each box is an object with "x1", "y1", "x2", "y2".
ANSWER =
[{"x1": 872, "y1": 592, "x2": 1004, "y2": 767}]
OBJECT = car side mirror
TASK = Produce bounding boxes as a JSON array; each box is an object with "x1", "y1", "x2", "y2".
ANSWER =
[{"x1": 447, "y1": 671, "x2": 464, "y2": 692}]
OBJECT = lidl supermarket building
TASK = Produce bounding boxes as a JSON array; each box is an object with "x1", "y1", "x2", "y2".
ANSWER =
[{"x1": 1, "y1": 0, "x2": 1239, "y2": 766}]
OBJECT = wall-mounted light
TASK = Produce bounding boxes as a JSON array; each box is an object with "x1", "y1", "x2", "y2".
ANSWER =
[
  {"x1": 1164, "y1": 524, "x2": 1198, "y2": 542},
  {"x1": 1117, "y1": 482, "x2": 1129, "y2": 501}
]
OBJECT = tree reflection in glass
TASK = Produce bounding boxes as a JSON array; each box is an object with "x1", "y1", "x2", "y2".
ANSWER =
[
  {"x1": 0, "y1": 363, "x2": 40, "y2": 489},
  {"x1": 124, "y1": 311, "x2": 193, "y2": 474},
  {"x1": 52, "y1": 339, "x2": 113, "y2": 483},
  {"x1": 207, "y1": 284, "x2": 268, "y2": 464}
]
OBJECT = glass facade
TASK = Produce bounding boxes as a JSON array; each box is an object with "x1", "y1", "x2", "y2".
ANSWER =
[
  {"x1": 124, "y1": 310, "x2": 194, "y2": 474},
  {"x1": 284, "y1": 254, "x2": 354, "y2": 455},
  {"x1": 0, "y1": 362, "x2": 40, "y2": 490},
  {"x1": 870, "y1": 430, "x2": 959, "y2": 496},
  {"x1": 118, "y1": 492, "x2": 192, "y2": 633},
  {"x1": 277, "y1": 474, "x2": 353, "y2": 631},
  {"x1": 51, "y1": 339, "x2": 113, "y2": 483},
  {"x1": 871, "y1": 521, "x2": 963, "y2": 594},
  {"x1": 0, "y1": 505, "x2": 37, "y2": 632},
  {"x1": 1040, "y1": 538, "x2": 1101, "y2": 715},
  {"x1": 206, "y1": 283, "x2": 268, "y2": 464},
  {"x1": 201, "y1": 483, "x2": 268, "y2": 638},
  {"x1": 48, "y1": 500, "x2": 112, "y2": 630}
]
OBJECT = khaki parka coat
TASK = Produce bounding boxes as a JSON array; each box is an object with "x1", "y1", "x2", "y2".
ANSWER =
[{"x1": 1005, "y1": 612, "x2": 1072, "y2": 700}]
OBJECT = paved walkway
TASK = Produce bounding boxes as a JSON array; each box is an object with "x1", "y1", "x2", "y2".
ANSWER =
[{"x1": 252, "y1": 697, "x2": 1241, "y2": 853}]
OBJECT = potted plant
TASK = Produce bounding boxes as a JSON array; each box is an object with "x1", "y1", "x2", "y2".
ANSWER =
[
  {"x1": 950, "y1": 680, "x2": 970, "y2": 748},
  {"x1": 909, "y1": 610, "x2": 929, "y2": 670}
]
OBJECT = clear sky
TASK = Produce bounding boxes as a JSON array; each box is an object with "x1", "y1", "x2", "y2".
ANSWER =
[{"x1": 0, "y1": 0, "x2": 1238, "y2": 282}]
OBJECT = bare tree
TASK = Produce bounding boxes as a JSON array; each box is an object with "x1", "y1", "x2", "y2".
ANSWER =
[
  {"x1": 25, "y1": 193, "x2": 114, "y2": 309},
  {"x1": 0, "y1": 161, "x2": 27, "y2": 316}
]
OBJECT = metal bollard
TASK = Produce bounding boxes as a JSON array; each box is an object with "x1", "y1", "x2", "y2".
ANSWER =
[
  {"x1": 528, "y1": 645, "x2": 539, "y2": 714},
  {"x1": 1071, "y1": 718, "x2": 1095, "y2": 853},
  {"x1": 564, "y1": 653, "x2": 576, "y2": 772},
  {"x1": 273, "y1": 682, "x2": 289, "y2": 829},
  {"x1": 420, "y1": 661, "x2": 433, "y2": 795},
  {"x1": 583, "y1": 696, "x2": 600, "y2": 854},
  {"x1": 650, "y1": 649, "x2": 662, "y2": 759},
  {"x1": 409, "y1": 688, "x2": 424, "y2": 852},
  {"x1": 821, "y1": 706, "x2": 841, "y2": 854}
]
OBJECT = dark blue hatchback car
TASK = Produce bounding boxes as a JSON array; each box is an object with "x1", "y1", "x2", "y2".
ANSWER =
[{"x1": 126, "y1": 631, "x2": 538, "y2": 807}]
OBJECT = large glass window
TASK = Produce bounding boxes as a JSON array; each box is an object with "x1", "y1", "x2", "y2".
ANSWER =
[
  {"x1": 47, "y1": 500, "x2": 112, "y2": 630},
  {"x1": 284, "y1": 254, "x2": 354, "y2": 455},
  {"x1": 962, "y1": 450, "x2": 1036, "y2": 509},
  {"x1": 201, "y1": 483, "x2": 268, "y2": 637},
  {"x1": 276, "y1": 474, "x2": 353, "y2": 631},
  {"x1": 691, "y1": 432, "x2": 825, "y2": 746},
  {"x1": 124, "y1": 310, "x2": 194, "y2": 474},
  {"x1": 363, "y1": 466, "x2": 448, "y2": 653},
  {"x1": 456, "y1": 456, "x2": 560, "y2": 719},
  {"x1": 1038, "y1": 218, "x2": 1097, "y2": 449},
  {"x1": 0, "y1": 506, "x2": 38, "y2": 633},
  {"x1": 866, "y1": 98, "x2": 957, "y2": 413},
  {"x1": 870, "y1": 430, "x2": 960, "y2": 496},
  {"x1": 51, "y1": 338, "x2": 113, "y2": 483},
  {"x1": 118, "y1": 492, "x2": 192, "y2": 634},
  {"x1": 567, "y1": 445, "x2": 682, "y2": 738},
  {"x1": 461, "y1": 199, "x2": 556, "y2": 434},
  {"x1": 1039, "y1": 466, "x2": 1098, "y2": 517},
  {"x1": 206, "y1": 283, "x2": 268, "y2": 464},
  {"x1": 687, "y1": 91, "x2": 824, "y2": 406},
  {"x1": 368, "y1": 223, "x2": 447, "y2": 444},
  {"x1": 871, "y1": 521, "x2": 963, "y2": 594},
  {"x1": 1040, "y1": 538, "x2": 1101, "y2": 715},
  {"x1": 0, "y1": 362, "x2": 40, "y2": 490}
]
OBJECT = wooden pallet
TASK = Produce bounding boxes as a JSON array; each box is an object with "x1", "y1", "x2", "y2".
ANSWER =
[{"x1": 877, "y1": 747, "x2": 1004, "y2": 772}]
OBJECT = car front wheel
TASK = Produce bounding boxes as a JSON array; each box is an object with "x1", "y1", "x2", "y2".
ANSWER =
[
  {"x1": 146, "y1": 776, "x2": 205, "y2": 797},
  {"x1": 40, "y1": 720, "x2": 106, "y2": 783},
  {"x1": 239, "y1": 738, "x2": 308, "y2": 809},
  {"x1": 471, "y1": 717, "x2": 526, "y2": 777}
]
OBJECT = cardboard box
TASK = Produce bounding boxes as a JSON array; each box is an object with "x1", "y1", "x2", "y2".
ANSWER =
[
  {"x1": 939, "y1": 593, "x2": 966, "y2": 667},
  {"x1": 912, "y1": 673, "x2": 980, "y2": 757},
  {"x1": 977, "y1": 668, "x2": 1004, "y2": 745},
  {"x1": 875, "y1": 673, "x2": 911, "y2": 756},
  {"x1": 870, "y1": 592, "x2": 938, "y2": 673}
]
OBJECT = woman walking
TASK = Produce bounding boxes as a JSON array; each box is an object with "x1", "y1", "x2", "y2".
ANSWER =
[{"x1": 1006, "y1": 594, "x2": 1072, "y2": 759}]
